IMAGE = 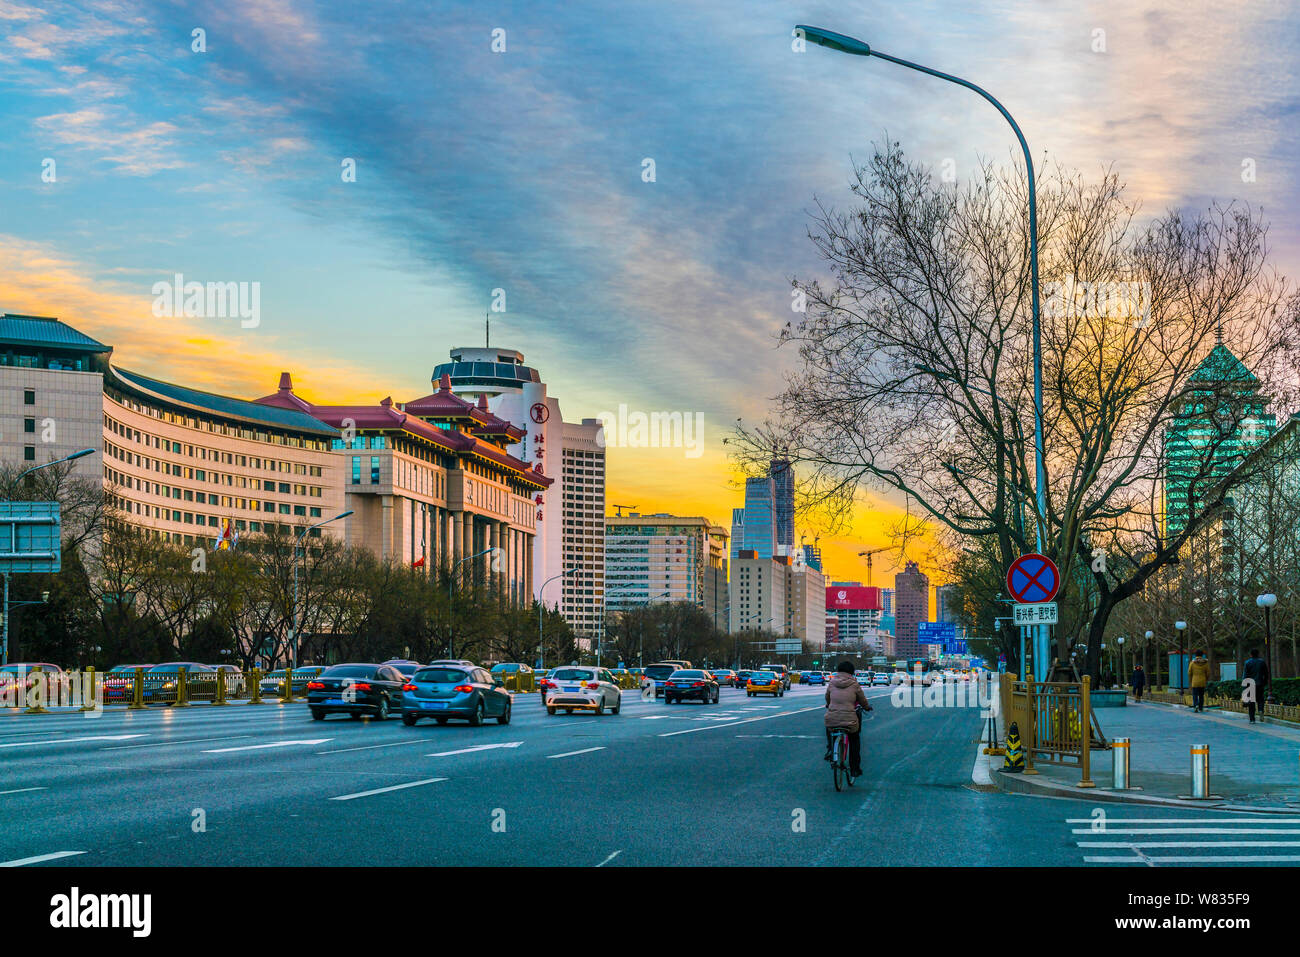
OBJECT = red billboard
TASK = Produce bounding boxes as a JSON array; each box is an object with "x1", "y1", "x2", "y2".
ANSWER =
[{"x1": 826, "y1": 585, "x2": 882, "y2": 611}]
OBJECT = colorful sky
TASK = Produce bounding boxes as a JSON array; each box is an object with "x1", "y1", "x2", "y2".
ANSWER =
[{"x1": 2, "y1": 0, "x2": 1297, "y2": 590}]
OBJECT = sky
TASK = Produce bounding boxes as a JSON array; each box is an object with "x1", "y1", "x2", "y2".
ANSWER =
[{"x1": 1, "y1": 0, "x2": 1298, "y2": 590}]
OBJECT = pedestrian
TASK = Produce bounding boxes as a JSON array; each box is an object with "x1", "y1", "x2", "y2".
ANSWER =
[
  {"x1": 1242, "y1": 648, "x2": 1270, "y2": 724},
  {"x1": 1130, "y1": 663, "x2": 1146, "y2": 702},
  {"x1": 1188, "y1": 650, "x2": 1210, "y2": 713}
]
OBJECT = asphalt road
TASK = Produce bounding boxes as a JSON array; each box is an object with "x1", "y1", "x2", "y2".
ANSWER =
[{"x1": 1, "y1": 683, "x2": 1291, "y2": 867}]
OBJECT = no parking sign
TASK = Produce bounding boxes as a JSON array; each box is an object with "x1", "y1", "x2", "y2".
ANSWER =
[{"x1": 1006, "y1": 553, "x2": 1059, "y2": 604}]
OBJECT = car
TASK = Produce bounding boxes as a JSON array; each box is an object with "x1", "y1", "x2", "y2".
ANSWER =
[
  {"x1": 803, "y1": 670, "x2": 825, "y2": 686},
  {"x1": 735, "y1": 669, "x2": 755, "y2": 688},
  {"x1": 142, "y1": 662, "x2": 219, "y2": 702},
  {"x1": 711, "y1": 669, "x2": 738, "y2": 687},
  {"x1": 381, "y1": 659, "x2": 423, "y2": 681},
  {"x1": 642, "y1": 662, "x2": 681, "y2": 699},
  {"x1": 211, "y1": 663, "x2": 246, "y2": 696},
  {"x1": 402, "y1": 663, "x2": 511, "y2": 726},
  {"x1": 306, "y1": 663, "x2": 406, "y2": 720},
  {"x1": 102, "y1": 663, "x2": 155, "y2": 701},
  {"x1": 856, "y1": 673, "x2": 871, "y2": 687},
  {"x1": 545, "y1": 666, "x2": 622, "y2": 715},
  {"x1": 658, "y1": 659, "x2": 693, "y2": 670},
  {"x1": 891, "y1": 671, "x2": 908, "y2": 685},
  {"x1": 536, "y1": 668, "x2": 557, "y2": 697},
  {"x1": 429, "y1": 659, "x2": 477, "y2": 668},
  {"x1": 747, "y1": 670, "x2": 784, "y2": 697},
  {"x1": 0, "y1": 663, "x2": 66, "y2": 703},
  {"x1": 871, "y1": 672, "x2": 891, "y2": 686},
  {"x1": 259, "y1": 666, "x2": 326, "y2": 697},
  {"x1": 760, "y1": 663, "x2": 792, "y2": 691},
  {"x1": 489, "y1": 662, "x2": 534, "y2": 676},
  {"x1": 664, "y1": 669, "x2": 720, "y2": 705}
]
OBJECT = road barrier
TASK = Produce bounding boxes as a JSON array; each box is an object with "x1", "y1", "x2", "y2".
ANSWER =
[
  {"x1": 1190, "y1": 744, "x2": 1210, "y2": 799},
  {"x1": 1112, "y1": 737, "x2": 1130, "y2": 789},
  {"x1": 1000, "y1": 673, "x2": 1107, "y2": 786},
  {"x1": 1001, "y1": 722, "x2": 1025, "y2": 772},
  {"x1": 249, "y1": 668, "x2": 264, "y2": 705}
]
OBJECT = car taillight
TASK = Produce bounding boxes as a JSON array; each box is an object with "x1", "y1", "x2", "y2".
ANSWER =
[
  {"x1": 453, "y1": 684, "x2": 474, "y2": 693},
  {"x1": 352, "y1": 682, "x2": 371, "y2": 691},
  {"x1": 402, "y1": 683, "x2": 416, "y2": 691},
  {"x1": 692, "y1": 681, "x2": 704, "y2": 688},
  {"x1": 306, "y1": 681, "x2": 323, "y2": 689},
  {"x1": 666, "y1": 681, "x2": 675, "y2": 687}
]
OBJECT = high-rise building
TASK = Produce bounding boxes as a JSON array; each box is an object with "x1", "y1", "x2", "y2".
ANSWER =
[
  {"x1": 770, "y1": 455, "x2": 794, "y2": 556},
  {"x1": 604, "y1": 513, "x2": 729, "y2": 631},
  {"x1": 1163, "y1": 343, "x2": 1275, "y2": 540},
  {"x1": 731, "y1": 476, "x2": 775, "y2": 559},
  {"x1": 729, "y1": 550, "x2": 786, "y2": 636},
  {"x1": 935, "y1": 584, "x2": 962, "y2": 625},
  {"x1": 881, "y1": 587, "x2": 894, "y2": 617},
  {"x1": 784, "y1": 559, "x2": 825, "y2": 646},
  {"x1": 893, "y1": 562, "x2": 930, "y2": 659},
  {"x1": 801, "y1": 540, "x2": 823, "y2": 572},
  {"x1": 826, "y1": 582, "x2": 885, "y2": 650},
  {"x1": 431, "y1": 347, "x2": 605, "y2": 642}
]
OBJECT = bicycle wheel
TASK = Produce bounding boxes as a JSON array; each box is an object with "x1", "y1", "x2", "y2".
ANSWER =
[{"x1": 832, "y1": 732, "x2": 844, "y2": 792}]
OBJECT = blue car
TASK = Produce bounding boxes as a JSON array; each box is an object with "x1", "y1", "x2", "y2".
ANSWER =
[
  {"x1": 402, "y1": 663, "x2": 511, "y2": 726},
  {"x1": 803, "y1": 671, "x2": 825, "y2": 686}
]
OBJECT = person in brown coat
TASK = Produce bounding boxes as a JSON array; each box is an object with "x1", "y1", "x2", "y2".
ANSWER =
[
  {"x1": 1188, "y1": 651, "x2": 1211, "y2": 713},
  {"x1": 824, "y1": 661, "x2": 872, "y2": 776}
]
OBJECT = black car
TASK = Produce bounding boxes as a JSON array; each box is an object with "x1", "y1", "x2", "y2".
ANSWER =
[
  {"x1": 735, "y1": 669, "x2": 755, "y2": 688},
  {"x1": 664, "y1": 669, "x2": 720, "y2": 705},
  {"x1": 306, "y1": 663, "x2": 406, "y2": 720}
]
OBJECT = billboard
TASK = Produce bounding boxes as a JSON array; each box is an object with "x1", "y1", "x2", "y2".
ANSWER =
[
  {"x1": 0, "y1": 502, "x2": 61, "y2": 573},
  {"x1": 827, "y1": 585, "x2": 882, "y2": 611}
]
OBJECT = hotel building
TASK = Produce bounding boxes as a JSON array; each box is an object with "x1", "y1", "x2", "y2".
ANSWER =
[{"x1": 604, "y1": 513, "x2": 729, "y2": 631}]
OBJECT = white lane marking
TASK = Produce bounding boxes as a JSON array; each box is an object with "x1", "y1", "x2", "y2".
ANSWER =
[
  {"x1": 0, "y1": 734, "x2": 147, "y2": 750},
  {"x1": 1079, "y1": 841, "x2": 1300, "y2": 848},
  {"x1": 316, "y1": 739, "x2": 428, "y2": 755},
  {"x1": 102, "y1": 734, "x2": 253, "y2": 751},
  {"x1": 427, "y1": 741, "x2": 522, "y2": 757},
  {"x1": 0, "y1": 787, "x2": 47, "y2": 796},
  {"x1": 548, "y1": 747, "x2": 605, "y2": 759},
  {"x1": 734, "y1": 734, "x2": 818, "y2": 739},
  {"x1": 639, "y1": 716, "x2": 671, "y2": 721},
  {"x1": 1067, "y1": 817, "x2": 1300, "y2": 824},
  {"x1": 0, "y1": 851, "x2": 86, "y2": 867},
  {"x1": 659, "y1": 706, "x2": 822, "y2": 737},
  {"x1": 201, "y1": 738, "x2": 331, "y2": 753},
  {"x1": 1085, "y1": 855, "x2": 1300, "y2": 863},
  {"x1": 596, "y1": 850, "x2": 622, "y2": 867},
  {"x1": 330, "y1": 778, "x2": 448, "y2": 802},
  {"x1": 1071, "y1": 827, "x2": 1300, "y2": 835}
]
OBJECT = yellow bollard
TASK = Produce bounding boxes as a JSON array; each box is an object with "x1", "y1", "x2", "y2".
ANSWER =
[
  {"x1": 214, "y1": 668, "x2": 229, "y2": 706},
  {"x1": 129, "y1": 666, "x2": 145, "y2": 710},
  {"x1": 22, "y1": 665, "x2": 48, "y2": 714},
  {"x1": 80, "y1": 667, "x2": 97, "y2": 712},
  {"x1": 279, "y1": 668, "x2": 293, "y2": 704},
  {"x1": 248, "y1": 668, "x2": 264, "y2": 705},
  {"x1": 174, "y1": 666, "x2": 191, "y2": 707}
]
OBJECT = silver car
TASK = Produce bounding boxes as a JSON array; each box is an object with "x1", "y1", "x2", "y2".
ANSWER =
[{"x1": 545, "y1": 666, "x2": 622, "y2": 715}]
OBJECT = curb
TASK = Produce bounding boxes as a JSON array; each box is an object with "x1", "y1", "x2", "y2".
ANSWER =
[{"x1": 988, "y1": 754, "x2": 1300, "y2": 812}]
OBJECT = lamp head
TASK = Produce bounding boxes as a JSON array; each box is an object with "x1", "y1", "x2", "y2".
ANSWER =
[
  {"x1": 1175, "y1": 620, "x2": 1187, "y2": 631},
  {"x1": 795, "y1": 25, "x2": 872, "y2": 57},
  {"x1": 1257, "y1": 593, "x2": 1277, "y2": 608},
  {"x1": 1144, "y1": 630, "x2": 1154, "y2": 640}
]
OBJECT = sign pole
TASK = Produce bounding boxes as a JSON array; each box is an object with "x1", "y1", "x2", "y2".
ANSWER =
[{"x1": 1, "y1": 571, "x2": 8, "y2": 668}]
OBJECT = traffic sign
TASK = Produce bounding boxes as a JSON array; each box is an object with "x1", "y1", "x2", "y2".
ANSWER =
[
  {"x1": 1013, "y1": 602, "x2": 1058, "y2": 626},
  {"x1": 1006, "y1": 553, "x2": 1059, "y2": 603}
]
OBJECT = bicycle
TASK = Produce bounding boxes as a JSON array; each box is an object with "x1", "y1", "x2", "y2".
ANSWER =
[{"x1": 829, "y1": 704, "x2": 870, "y2": 792}]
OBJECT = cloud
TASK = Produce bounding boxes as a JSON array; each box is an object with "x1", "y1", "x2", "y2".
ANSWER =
[{"x1": 34, "y1": 109, "x2": 185, "y2": 175}]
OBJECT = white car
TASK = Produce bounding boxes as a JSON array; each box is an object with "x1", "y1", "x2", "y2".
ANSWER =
[
  {"x1": 212, "y1": 664, "x2": 245, "y2": 696},
  {"x1": 545, "y1": 666, "x2": 622, "y2": 716}
]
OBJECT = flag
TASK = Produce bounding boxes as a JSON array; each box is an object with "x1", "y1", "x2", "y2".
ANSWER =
[
  {"x1": 213, "y1": 519, "x2": 237, "y2": 551},
  {"x1": 412, "y1": 556, "x2": 425, "y2": 568}
]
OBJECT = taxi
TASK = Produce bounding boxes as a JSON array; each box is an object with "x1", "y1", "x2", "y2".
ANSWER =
[{"x1": 746, "y1": 670, "x2": 784, "y2": 698}]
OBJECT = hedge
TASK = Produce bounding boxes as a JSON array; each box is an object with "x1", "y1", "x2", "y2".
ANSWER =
[{"x1": 1206, "y1": 677, "x2": 1300, "y2": 706}]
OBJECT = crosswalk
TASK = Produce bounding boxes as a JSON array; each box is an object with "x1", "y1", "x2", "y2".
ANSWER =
[{"x1": 1068, "y1": 812, "x2": 1300, "y2": 865}]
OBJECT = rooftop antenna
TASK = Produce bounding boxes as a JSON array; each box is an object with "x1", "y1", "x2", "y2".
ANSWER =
[{"x1": 486, "y1": 311, "x2": 490, "y2": 348}]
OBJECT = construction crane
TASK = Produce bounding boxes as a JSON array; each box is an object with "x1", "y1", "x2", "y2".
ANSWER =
[
  {"x1": 857, "y1": 547, "x2": 889, "y2": 587},
  {"x1": 611, "y1": 504, "x2": 638, "y2": 518}
]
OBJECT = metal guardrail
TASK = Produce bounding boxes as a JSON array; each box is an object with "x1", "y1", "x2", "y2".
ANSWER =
[{"x1": 1000, "y1": 673, "x2": 1106, "y2": 786}]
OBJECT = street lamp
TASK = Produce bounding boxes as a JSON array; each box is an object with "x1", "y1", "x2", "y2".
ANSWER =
[
  {"x1": 539, "y1": 567, "x2": 580, "y2": 671},
  {"x1": 1144, "y1": 629, "x2": 1154, "y2": 687},
  {"x1": 1, "y1": 448, "x2": 95, "y2": 666},
  {"x1": 1174, "y1": 620, "x2": 1187, "y2": 695},
  {"x1": 801, "y1": 23, "x2": 1049, "y2": 669},
  {"x1": 1256, "y1": 593, "x2": 1278, "y2": 704},
  {"x1": 1117, "y1": 635, "x2": 1125, "y2": 680},
  {"x1": 450, "y1": 547, "x2": 495, "y2": 660},
  {"x1": 291, "y1": 510, "x2": 352, "y2": 676}
]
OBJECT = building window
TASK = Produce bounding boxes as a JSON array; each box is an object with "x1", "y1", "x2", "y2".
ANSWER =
[
  {"x1": 351, "y1": 456, "x2": 360, "y2": 485},
  {"x1": 23, "y1": 418, "x2": 35, "y2": 434},
  {"x1": 23, "y1": 446, "x2": 35, "y2": 461},
  {"x1": 370, "y1": 456, "x2": 380, "y2": 484},
  {"x1": 23, "y1": 389, "x2": 35, "y2": 405}
]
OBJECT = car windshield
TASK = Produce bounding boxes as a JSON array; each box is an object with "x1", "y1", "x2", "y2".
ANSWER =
[
  {"x1": 413, "y1": 668, "x2": 468, "y2": 684},
  {"x1": 552, "y1": 669, "x2": 596, "y2": 681},
  {"x1": 643, "y1": 665, "x2": 676, "y2": 679},
  {"x1": 321, "y1": 665, "x2": 378, "y2": 678}
]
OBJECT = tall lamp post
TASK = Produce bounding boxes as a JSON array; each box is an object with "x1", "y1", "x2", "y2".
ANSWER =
[
  {"x1": 449, "y1": 547, "x2": 495, "y2": 660},
  {"x1": 1, "y1": 448, "x2": 94, "y2": 667},
  {"x1": 1144, "y1": 630, "x2": 1154, "y2": 687},
  {"x1": 290, "y1": 510, "x2": 352, "y2": 675},
  {"x1": 799, "y1": 24, "x2": 1049, "y2": 673},
  {"x1": 1116, "y1": 635, "x2": 1125, "y2": 682},
  {"x1": 1174, "y1": 620, "x2": 1187, "y2": 695},
  {"x1": 538, "y1": 567, "x2": 580, "y2": 671},
  {"x1": 1257, "y1": 593, "x2": 1278, "y2": 704}
]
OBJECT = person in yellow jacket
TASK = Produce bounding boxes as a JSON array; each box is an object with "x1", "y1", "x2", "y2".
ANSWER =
[{"x1": 1188, "y1": 651, "x2": 1211, "y2": 713}]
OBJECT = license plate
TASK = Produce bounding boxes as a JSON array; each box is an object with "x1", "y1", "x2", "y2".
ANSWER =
[
  {"x1": 563, "y1": 686, "x2": 579, "y2": 692},
  {"x1": 422, "y1": 701, "x2": 447, "y2": 710},
  {"x1": 325, "y1": 698, "x2": 346, "y2": 705}
]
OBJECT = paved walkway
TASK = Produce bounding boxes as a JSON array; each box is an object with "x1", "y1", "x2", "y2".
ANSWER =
[{"x1": 1012, "y1": 697, "x2": 1300, "y2": 806}]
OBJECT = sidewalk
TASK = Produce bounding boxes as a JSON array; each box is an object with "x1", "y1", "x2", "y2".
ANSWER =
[{"x1": 992, "y1": 695, "x2": 1300, "y2": 809}]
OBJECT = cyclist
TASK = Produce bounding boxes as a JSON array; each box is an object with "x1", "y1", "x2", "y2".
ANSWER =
[{"x1": 824, "y1": 661, "x2": 871, "y2": 777}]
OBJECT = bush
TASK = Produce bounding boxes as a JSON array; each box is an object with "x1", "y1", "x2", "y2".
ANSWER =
[{"x1": 1208, "y1": 677, "x2": 1300, "y2": 706}]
